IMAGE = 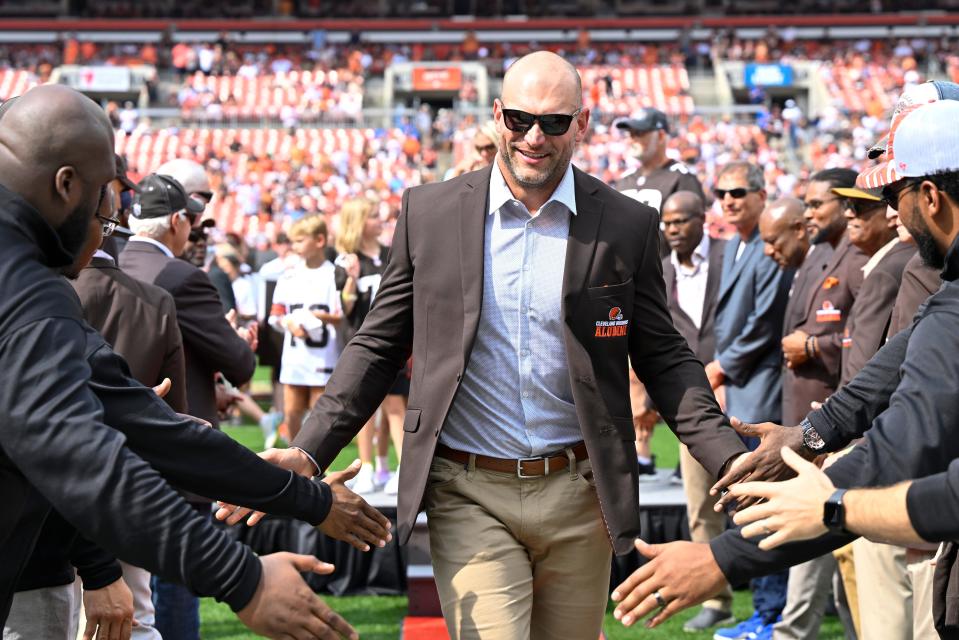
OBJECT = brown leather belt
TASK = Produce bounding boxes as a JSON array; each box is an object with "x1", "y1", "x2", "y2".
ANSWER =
[{"x1": 435, "y1": 442, "x2": 589, "y2": 478}]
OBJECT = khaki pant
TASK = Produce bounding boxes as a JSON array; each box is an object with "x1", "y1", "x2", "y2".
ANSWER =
[
  {"x1": 854, "y1": 538, "x2": 910, "y2": 640},
  {"x1": 833, "y1": 543, "x2": 860, "y2": 637},
  {"x1": 908, "y1": 549, "x2": 939, "y2": 640},
  {"x1": 679, "y1": 443, "x2": 733, "y2": 612},
  {"x1": 773, "y1": 554, "x2": 836, "y2": 640},
  {"x1": 425, "y1": 454, "x2": 611, "y2": 640}
]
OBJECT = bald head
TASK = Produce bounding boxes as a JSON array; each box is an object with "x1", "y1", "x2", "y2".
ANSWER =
[
  {"x1": 661, "y1": 191, "x2": 706, "y2": 260},
  {"x1": 0, "y1": 85, "x2": 115, "y2": 238},
  {"x1": 759, "y1": 197, "x2": 808, "y2": 269},
  {"x1": 502, "y1": 51, "x2": 582, "y2": 112}
]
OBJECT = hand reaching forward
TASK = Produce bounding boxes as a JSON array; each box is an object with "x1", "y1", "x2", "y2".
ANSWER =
[
  {"x1": 610, "y1": 539, "x2": 729, "y2": 628},
  {"x1": 237, "y1": 553, "x2": 358, "y2": 640},
  {"x1": 730, "y1": 447, "x2": 835, "y2": 550},
  {"x1": 710, "y1": 417, "x2": 811, "y2": 512},
  {"x1": 215, "y1": 451, "x2": 392, "y2": 551}
]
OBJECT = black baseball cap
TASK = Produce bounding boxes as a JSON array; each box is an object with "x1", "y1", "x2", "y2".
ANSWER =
[
  {"x1": 132, "y1": 173, "x2": 205, "y2": 219},
  {"x1": 615, "y1": 108, "x2": 670, "y2": 135},
  {"x1": 115, "y1": 154, "x2": 141, "y2": 193}
]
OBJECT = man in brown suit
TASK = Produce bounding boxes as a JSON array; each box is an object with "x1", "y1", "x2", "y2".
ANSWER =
[
  {"x1": 270, "y1": 51, "x2": 749, "y2": 639},
  {"x1": 781, "y1": 169, "x2": 868, "y2": 427}
]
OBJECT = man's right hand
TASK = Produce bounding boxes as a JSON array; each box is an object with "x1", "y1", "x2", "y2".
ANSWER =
[
  {"x1": 319, "y1": 460, "x2": 393, "y2": 552},
  {"x1": 237, "y1": 553, "x2": 358, "y2": 640},
  {"x1": 710, "y1": 417, "x2": 810, "y2": 512}
]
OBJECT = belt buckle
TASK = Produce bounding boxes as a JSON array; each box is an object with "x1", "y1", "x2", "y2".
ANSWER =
[{"x1": 517, "y1": 456, "x2": 547, "y2": 479}]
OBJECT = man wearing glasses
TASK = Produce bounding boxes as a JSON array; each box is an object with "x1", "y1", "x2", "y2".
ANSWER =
[
  {"x1": 119, "y1": 173, "x2": 256, "y2": 640},
  {"x1": 263, "y1": 50, "x2": 751, "y2": 640}
]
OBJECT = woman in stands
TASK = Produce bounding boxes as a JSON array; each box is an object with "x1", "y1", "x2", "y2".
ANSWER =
[
  {"x1": 446, "y1": 119, "x2": 499, "y2": 179},
  {"x1": 335, "y1": 196, "x2": 408, "y2": 495}
]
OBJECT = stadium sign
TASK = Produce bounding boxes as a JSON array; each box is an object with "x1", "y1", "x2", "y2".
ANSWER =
[{"x1": 744, "y1": 63, "x2": 794, "y2": 88}]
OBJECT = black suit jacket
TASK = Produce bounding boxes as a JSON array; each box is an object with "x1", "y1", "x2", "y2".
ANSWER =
[
  {"x1": 661, "y1": 237, "x2": 725, "y2": 363},
  {"x1": 119, "y1": 241, "x2": 256, "y2": 427},
  {"x1": 295, "y1": 164, "x2": 747, "y2": 554}
]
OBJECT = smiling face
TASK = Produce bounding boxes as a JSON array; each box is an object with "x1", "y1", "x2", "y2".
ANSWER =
[
  {"x1": 494, "y1": 53, "x2": 588, "y2": 204},
  {"x1": 802, "y1": 180, "x2": 847, "y2": 245}
]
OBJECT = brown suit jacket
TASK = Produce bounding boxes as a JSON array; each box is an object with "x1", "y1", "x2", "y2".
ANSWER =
[
  {"x1": 782, "y1": 237, "x2": 867, "y2": 425},
  {"x1": 295, "y1": 165, "x2": 748, "y2": 554},
  {"x1": 661, "y1": 237, "x2": 725, "y2": 363},
  {"x1": 71, "y1": 256, "x2": 187, "y2": 414},
  {"x1": 119, "y1": 241, "x2": 256, "y2": 427},
  {"x1": 841, "y1": 240, "x2": 916, "y2": 385},
  {"x1": 887, "y1": 252, "x2": 941, "y2": 339}
]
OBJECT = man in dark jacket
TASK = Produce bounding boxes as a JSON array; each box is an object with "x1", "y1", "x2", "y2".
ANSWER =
[{"x1": 0, "y1": 84, "x2": 369, "y2": 639}]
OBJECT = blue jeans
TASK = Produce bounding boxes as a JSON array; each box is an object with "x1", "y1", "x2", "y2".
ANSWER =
[
  {"x1": 150, "y1": 502, "x2": 207, "y2": 640},
  {"x1": 751, "y1": 570, "x2": 789, "y2": 625}
]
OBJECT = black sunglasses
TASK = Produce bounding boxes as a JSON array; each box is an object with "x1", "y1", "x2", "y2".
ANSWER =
[
  {"x1": 882, "y1": 181, "x2": 918, "y2": 212},
  {"x1": 713, "y1": 187, "x2": 759, "y2": 200},
  {"x1": 502, "y1": 107, "x2": 582, "y2": 136}
]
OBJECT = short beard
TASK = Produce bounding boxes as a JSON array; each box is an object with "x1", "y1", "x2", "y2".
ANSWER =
[
  {"x1": 499, "y1": 141, "x2": 571, "y2": 190},
  {"x1": 811, "y1": 218, "x2": 843, "y2": 245},
  {"x1": 907, "y1": 203, "x2": 945, "y2": 270},
  {"x1": 56, "y1": 205, "x2": 95, "y2": 259}
]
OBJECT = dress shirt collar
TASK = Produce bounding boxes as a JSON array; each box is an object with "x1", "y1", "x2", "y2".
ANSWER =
[
  {"x1": 862, "y1": 237, "x2": 899, "y2": 279},
  {"x1": 488, "y1": 157, "x2": 577, "y2": 217},
  {"x1": 92, "y1": 249, "x2": 115, "y2": 263},
  {"x1": 128, "y1": 236, "x2": 175, "y2": 259},
  {"x1": 671, "y1": 232, "x2": 710, "y2": 274}
]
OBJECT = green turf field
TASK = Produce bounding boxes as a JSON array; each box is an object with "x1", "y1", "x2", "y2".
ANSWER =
[{"x1": 203, "y1": 416, "x2": 844, "y2": 638}]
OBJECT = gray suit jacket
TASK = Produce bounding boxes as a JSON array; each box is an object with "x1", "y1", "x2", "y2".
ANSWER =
[
  {"x1": 714, "y1": 227, "x2": 793, "y2": 423},
  {"x1": 119, "y1": 241, "x2": 255, "y2": 427},
  {"x1": 295, "y1": 165, "x2": 748, "y2": 554}
]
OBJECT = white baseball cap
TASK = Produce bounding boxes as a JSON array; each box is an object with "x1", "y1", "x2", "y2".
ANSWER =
[{"x1": 857, "y1": 100, "x2": 959, "y2": 189}]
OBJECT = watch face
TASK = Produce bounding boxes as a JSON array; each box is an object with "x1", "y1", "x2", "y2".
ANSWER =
[{"x1": 803, "y1": 425, "x2": 825, "y2": 451}]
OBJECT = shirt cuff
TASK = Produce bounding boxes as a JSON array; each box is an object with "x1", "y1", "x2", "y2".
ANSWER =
[
  {"x1": 292, "y1": 447, "x2": 322, "y2": 476},
  {"x1": 907, "y1": 472, "x2": 959, "y2": 543}
]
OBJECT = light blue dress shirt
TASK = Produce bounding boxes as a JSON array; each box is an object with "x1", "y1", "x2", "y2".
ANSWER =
[{"x1": 440, "y1": 160, "x2": 583, "y2": 458}]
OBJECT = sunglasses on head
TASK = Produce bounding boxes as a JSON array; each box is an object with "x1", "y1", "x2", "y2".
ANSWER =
[
  {"x1": 713, "y1": 187, "x2": 758, "y2": 200},
  {"x1": 501, "y1": 107, "x2": 582, "y2": 136}
]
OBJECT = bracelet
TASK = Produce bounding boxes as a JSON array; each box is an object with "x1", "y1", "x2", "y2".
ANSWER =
[
  {"x1": 804, "y1": 335, "x2": 815, "y2": 360},
  {"x1": 342, "y1": 293, "x2": 358, "y2": 302}
]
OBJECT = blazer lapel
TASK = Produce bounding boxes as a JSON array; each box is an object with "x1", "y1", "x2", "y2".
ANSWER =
[
  {"x1": 719, "y1": 233, "x2": 756, "y2": 302},
  {"x1": 702, "y1": 238, "x2": 725, "y2": 326},
  {"x1": 459, "y1": 165, "x2": 493, "y2": 368},
  {"x1": 563, "y1": 168, "x2": 604, "y2": 323}
]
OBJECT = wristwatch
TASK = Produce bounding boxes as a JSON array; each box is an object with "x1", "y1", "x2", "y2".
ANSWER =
[
  {"x1": 800, "y1": 417, "x2": 826, "y2": 454},
  {"x1": 822, "y1": 488, "x2": 848, "y2": 533}
]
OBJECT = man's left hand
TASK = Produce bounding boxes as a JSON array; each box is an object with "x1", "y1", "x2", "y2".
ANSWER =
[
  {"x1": 610, "y1": 539, "x2": 729, "y2": 628},
  {"x1": 729, "y1": 447, "x2": 834, "y2": 550},
  {"x1": 781, "y1": 330, "x2": 809, "y2": 368},
  {"x1": 82, "y1": 577, "x2": 135, "y2": 640}
]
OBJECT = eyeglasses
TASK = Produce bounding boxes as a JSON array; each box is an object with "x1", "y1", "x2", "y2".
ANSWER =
[
  {"x1": 501, "y1": 107, "x2": 583, "y2": 136},
  {"x1": 882, "y1": 181, "x2": 919, "y2": 212},
  {"x1": 474, "y1": 144, "x2": 496, "y2": 154},
  {"x1": 847, "y1": 200, "x2": 886, "y2": 218},
  {"x1": 191, "y1": 190, "x2": 214, "y2": 204},
  {"x1": 177, "y1": 209, "x2": 200, "y2": 227},
  {"x1": 713, "y1": 187, "x2": 758, "y2": 200},
  {"x1": 804, "y1": 197, "x2": 841, "y2": 210},
  {"x1": 96, "y1": 214, "x2": 121, "y2": 237}
]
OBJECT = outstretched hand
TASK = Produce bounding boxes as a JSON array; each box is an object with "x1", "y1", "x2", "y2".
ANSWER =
[
  {"x1": 710, "y1": 417, "x2": 809, "y2": 512},
  {"x1": 730, "y1": 447, "x2": 835, "y2": 550},
  {"x1": 610, "y1": 539, "x2": 728, "y2": 628}
]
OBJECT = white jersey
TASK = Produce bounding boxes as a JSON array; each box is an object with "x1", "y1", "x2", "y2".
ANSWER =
[{"x1": 270, "y1": 260, "x2": 342, "y2": 386}]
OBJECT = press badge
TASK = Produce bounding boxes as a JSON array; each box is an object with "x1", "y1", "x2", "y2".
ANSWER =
[{"x1": 816, "y1": 301, "x2": 842, "y2": 323}]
